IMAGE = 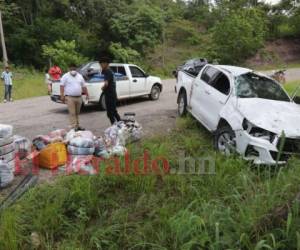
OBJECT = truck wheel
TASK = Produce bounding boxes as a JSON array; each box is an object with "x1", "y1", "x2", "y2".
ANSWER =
[
  {"x1": 99, "y1": 94, "x2": 106, "y2": 110},
  {"x1": 214, "y1": 126, "x2": 236, "y2": 156},
  {"x1": 178, "y1": 91, "x2": 187, "y2": 116},
  {"x1": 149, "y1": 85, "x2": 161, "y2": 100}
]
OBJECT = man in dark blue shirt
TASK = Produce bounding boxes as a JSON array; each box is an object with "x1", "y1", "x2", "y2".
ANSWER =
[{"x1": 100, "y1": 57, "x2": 121, "y2": 125}]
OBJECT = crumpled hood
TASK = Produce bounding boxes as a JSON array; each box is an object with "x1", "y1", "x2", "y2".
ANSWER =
[{"x1": 237, "y1": 98, "x2": 300, "y2": 137}]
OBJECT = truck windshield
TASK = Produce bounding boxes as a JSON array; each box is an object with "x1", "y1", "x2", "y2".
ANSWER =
[{"x1": 235, "y1": 72, "x2": 290, "y2": 102}]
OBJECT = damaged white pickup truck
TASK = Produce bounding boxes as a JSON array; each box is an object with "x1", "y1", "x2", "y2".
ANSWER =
[{"x1": 176, "y1": 64, "x2": 300, "y2": 165}]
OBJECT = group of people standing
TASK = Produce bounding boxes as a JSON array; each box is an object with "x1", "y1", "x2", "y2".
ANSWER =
[
  {"x1": 48, "y1": 57, "x2": 121, "y2": 132},
  {"x1": 2, "y1": 58, "x2": 120, "y2": 131}
]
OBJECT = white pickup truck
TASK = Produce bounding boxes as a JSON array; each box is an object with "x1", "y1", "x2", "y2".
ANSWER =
[
  {"x1": 176, "y1": 64, "x2": 300, "y2": 165},
  {"x1": 51, "y1": 63, "x2": 162, "y2": 110}
]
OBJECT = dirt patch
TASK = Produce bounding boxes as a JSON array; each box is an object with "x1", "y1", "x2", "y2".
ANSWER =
[{"x1": 247, "y1": 38, "x2": 300, "y2": 66}]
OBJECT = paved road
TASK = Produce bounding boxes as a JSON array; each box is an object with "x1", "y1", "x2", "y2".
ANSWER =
[{"x1": 0, "y1": 79, "x2": 178, "y2": 139}]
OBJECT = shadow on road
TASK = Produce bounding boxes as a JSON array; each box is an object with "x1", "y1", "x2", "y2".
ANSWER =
[{"x1": 52, "y1": 96, "x2": 152, "y2": 114}]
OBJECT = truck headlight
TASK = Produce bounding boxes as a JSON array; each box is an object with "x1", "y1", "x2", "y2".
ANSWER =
[{"x1": 242, "y1": 119, "x2": 276, "y2": 143}]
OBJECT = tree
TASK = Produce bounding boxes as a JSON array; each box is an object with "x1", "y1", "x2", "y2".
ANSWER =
[
  {"x1": 42, "y1": 40, "x2": 87, "y2": 71},
  {"x1": 212, "y1": 8, "x2": 267, "y2": 64},
  {"x1": 109, "y1": 43, "x2": 140, "y2": 63}
]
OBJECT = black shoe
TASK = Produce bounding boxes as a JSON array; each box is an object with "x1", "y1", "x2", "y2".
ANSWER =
[{"x1": 75, "y1": 126, "x2": 85, "y2": 131}]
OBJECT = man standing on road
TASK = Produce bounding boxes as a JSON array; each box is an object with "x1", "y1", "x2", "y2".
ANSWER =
[
  {"x1": 1, "y1": 66, "x2": 13, "y2": 103},
  {"x1": 100, "y1": 57, "x2": 121, "y2": 125},
  {"x1": 60, "y1": 64, "x2": 89, "y2": 131}
]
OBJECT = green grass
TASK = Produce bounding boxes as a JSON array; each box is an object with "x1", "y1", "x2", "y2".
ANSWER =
[
  {"x1": 284, "y1": 80, "x2": 300, "y2": 96},
  {"x1": 0, "y1": 69, "x2": 46, "y2": 101},
  {"x1": 1, "y1": 117, "x2": 300, "y2": 249}
]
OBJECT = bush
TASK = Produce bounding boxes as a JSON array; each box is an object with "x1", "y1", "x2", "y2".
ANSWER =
[
  {"x1": 42, "y1": 40, "x2": 88, "y2": 72},
  {"x1": 109, "y1": 43, "x2": 141, "y2": 63}
]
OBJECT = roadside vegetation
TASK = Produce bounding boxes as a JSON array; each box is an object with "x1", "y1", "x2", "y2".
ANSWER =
[
  {"x1": 1, "y1": 117, "x2": 300, "y2": 249},
  {"x1": 2, "y1": 0, "x2": 300, "y2": 76},
  {"x1": 0, "y1": 67, "x2": 45, "y2": 101}
]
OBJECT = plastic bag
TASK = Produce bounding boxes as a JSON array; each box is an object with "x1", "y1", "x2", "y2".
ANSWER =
[
  {"x1": 67, "y1": 155, "x2": 96, "y2": 175},
  {"x1": 65, "y1": 130, "x2": 95, "y2": 143},
  {"x1": 116, "y1": 122, "x2": 130, "y2": 146},
  {"x1": 67, "y1": 145, "x2": 95, "y2": 155},
  {"x1": 111, "y1": 145, "x2": 127, "y2": 156},
  {"x1": 13, "y1": 135, "x2": 31, "y2": 159},
  {"x1": 104, "y1": 125, "x2": 119, "y2": 148},
  {"x1": 0, "y1": 124, "x2": 13, "y2": 139},
  {"x1": 69, "y1": 137, "x2": 94, "y2": 148},
  {"x1": 0, "y1": 160, "x2": 14, "y2": 188},
  {"x1": 123, "y1": 121, "x2": 143, "y2": 143},
  {"x1": 65, "y1": 129, "x2": 76, "y2": 143},
  {"x1": 7, "y1": 158, "x2": 16, "y2": 172},
  {"x1": 96, "y1": 150, "x2": 110, "y2": 159},
  {"x1": 0, "y1": 150, "x2": 15, "y2": 163},
  {"x1": 0, "y1": 141, "x2": 15, "y2": 156},
  {"x1": 49, "y1": 129, "x2": 67, "y2": 139},
  {"x1": 0, "y1": 136, "x2": 13, "y2": 147},
  {"x1": 94, "y1": 137, "x2": 107, "y2": 156}
]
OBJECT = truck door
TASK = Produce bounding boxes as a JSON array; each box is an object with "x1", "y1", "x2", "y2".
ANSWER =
[
  {"x1": 111, "y1": 66, "x2": 130, "y2": 98},
  {"x1": 189, "y1": 66, "x2": 217, "y2": 129},
  {"x1": 199, "y1": 67, "x2": 231, "y2": 130},
  {"x1": 128, "y1": 66, "x2": 147, "y2": 96}
]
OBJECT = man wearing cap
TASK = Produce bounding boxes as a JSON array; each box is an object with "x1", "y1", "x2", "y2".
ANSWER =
[
  {"x1": 1, "y1": 66, "x2": 13, "y2": 103},
  {"x1": 100, "y1": 57, "x2": 121, "y2": 125},
  {"x1": 60, "y1": 64, "x2": 89, "y2": 131}
]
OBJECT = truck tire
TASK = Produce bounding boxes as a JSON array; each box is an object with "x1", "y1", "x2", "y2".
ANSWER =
[
  {"x1": 99, "y1": 94, "x2": 106, "y2": 111},
  {"x1": 178, "y1": 91, "x2": 187, "y2": 116},
  {"x1": 149, "y1": 85, "x2": 161, "y2": 100},
  {"x1": 214, "y1": 125, "x2": 236, "y2": 156}
]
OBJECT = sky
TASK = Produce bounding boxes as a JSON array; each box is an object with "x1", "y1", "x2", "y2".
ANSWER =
[{"x1": 263, "y1": 0, "x2": 281, "y2": 4}]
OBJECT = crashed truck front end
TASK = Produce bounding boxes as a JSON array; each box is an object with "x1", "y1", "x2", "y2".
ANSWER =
[
  {"x1": 220, "y1": 104, "x2": 300, "y2": 165},
  {"x1": 219, "y1": 71, "x2": 300, "y2": 165},
  {"x1": 235, "y1": 120, "x2": 300, "y2": 165}
]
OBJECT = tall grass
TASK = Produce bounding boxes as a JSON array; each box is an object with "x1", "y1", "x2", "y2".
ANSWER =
[
  {"x1": 0, "y1": 68, "x2": 46, "y2": 101},
  {"x1": 1, "y1": 117, "x2": 300, "y2": 249}
]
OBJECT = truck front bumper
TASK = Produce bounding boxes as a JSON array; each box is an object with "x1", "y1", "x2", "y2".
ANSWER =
[{"x1": 236, "y1": 130, "x2": 287, "y2": 165}]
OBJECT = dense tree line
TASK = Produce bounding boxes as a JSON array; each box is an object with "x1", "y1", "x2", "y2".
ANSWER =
[{"x1": 0, "y1": 0, "x2": 300, "y2": 69}]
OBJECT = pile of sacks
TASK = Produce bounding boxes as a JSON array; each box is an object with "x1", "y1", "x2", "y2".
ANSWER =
[
  {"x1": 29, "y1": 115, "x2": 143, "y2": 174},
  {"x1": 0, "y1": 124, "x2": 31, "y2": 188},
  {"x1": 65, "y1": 130, "x2": 97, "y2": 174},
  {"x1": 0, "y1": 124, "x2": 15, "y2": 188}
]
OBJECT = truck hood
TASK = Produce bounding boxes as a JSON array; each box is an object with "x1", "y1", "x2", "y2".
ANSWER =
[{"x1": 237, "y1": 98, "x2": 300, "y2": 137}]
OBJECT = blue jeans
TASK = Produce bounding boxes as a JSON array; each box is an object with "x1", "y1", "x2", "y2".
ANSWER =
[{"x1": 4, "y1": 85, "x2": 12, "y2": 100}]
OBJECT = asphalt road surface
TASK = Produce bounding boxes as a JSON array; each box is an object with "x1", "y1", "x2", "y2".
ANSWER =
[{"x1": 0, "y1": 79, "x2": 178, "y2": 139}]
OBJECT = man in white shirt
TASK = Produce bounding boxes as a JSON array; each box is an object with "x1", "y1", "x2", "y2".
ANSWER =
[
  {"x1": 60, "y1": 64, "x2": 89, "y2": 131},
  {"x1": 1, "y1": 66, "x2": 13, "y2": 103}
]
